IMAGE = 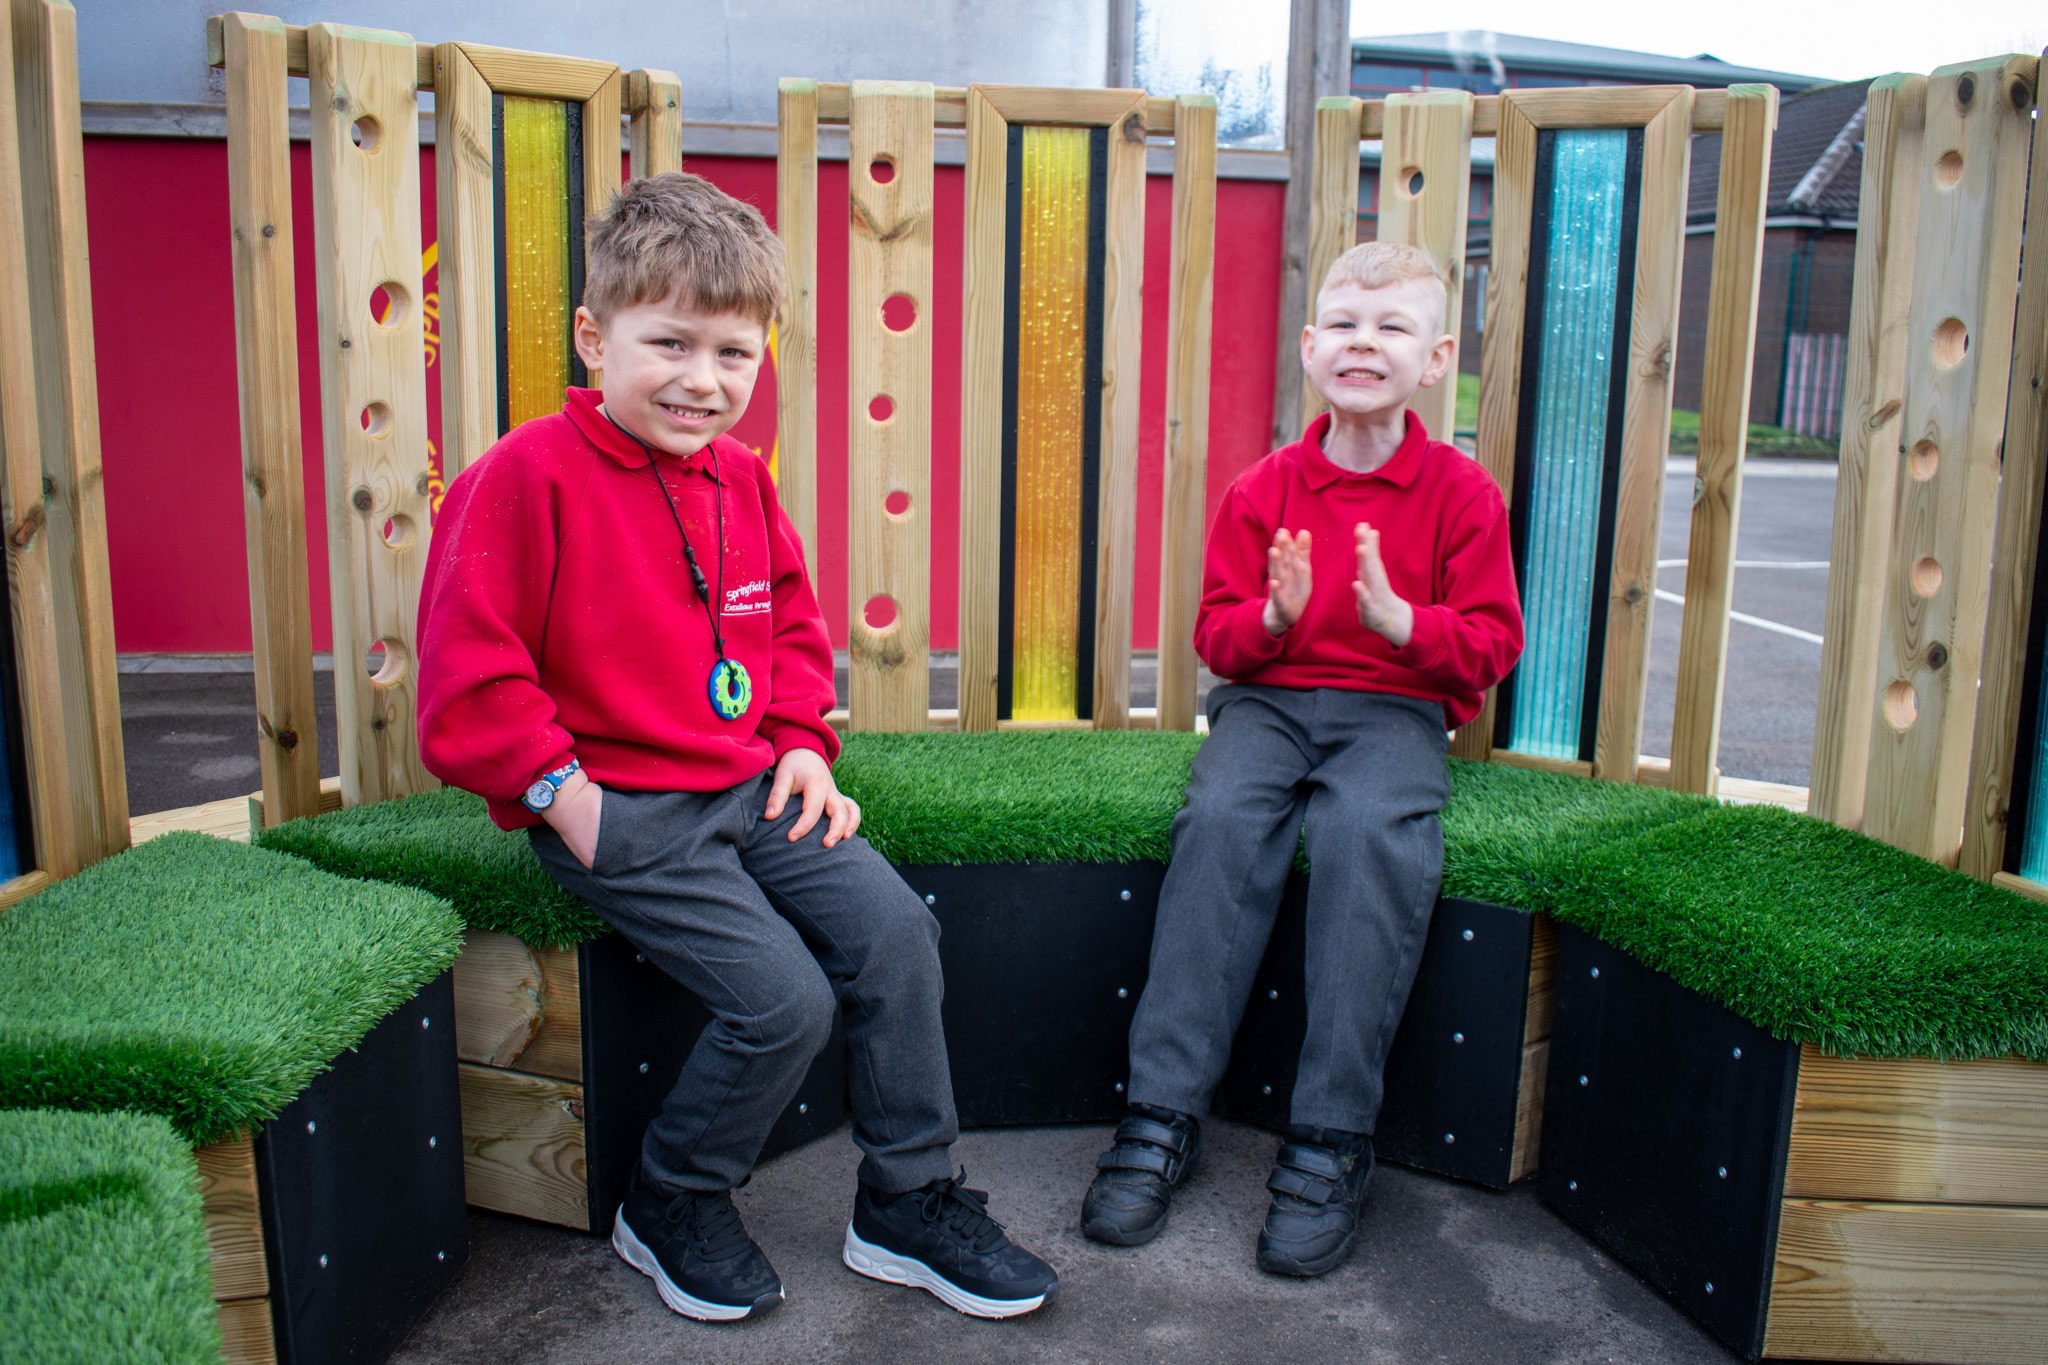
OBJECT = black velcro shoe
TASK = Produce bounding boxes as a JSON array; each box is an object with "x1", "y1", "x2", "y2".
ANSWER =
[
  {"x1": 611, "y1": 1171, "x2": 785, "y2": 1321},
  {"x1": 844, "y1": 1172, "x2": 1059, "y2": 1318},
  {"x1": 1255, "y1": 1129, "x2": 1373, "y2": 1277},
  {"x1": 1080, "y1": 1104, "x2": 1201, "y2": 1246}
]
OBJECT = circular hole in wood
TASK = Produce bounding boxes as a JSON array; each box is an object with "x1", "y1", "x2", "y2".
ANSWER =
[
  {"x1": 367, "y1": 637, "x2": 409, "y2": 688},
  {"x1": 884, "y1": 489, "x2": 912, "y2": 519},
  {"x1": 881, "y1": 293, "x2": 918, "y2": 333},
  {"x1": 869, "y1": 156, "x2": 897, "y2": 185},
  {"x1": 862, "y1": 593, "x2": 899, "y2": 632},
  {"x1": 1932, "y1": 317, "x2": 1968, "y2": 370},
  {"x1": 1883, "y1": 679, "x2": 1918, "y2": 731},
  {"x1": 1911, "y1": 555, "x2": 1944, "y2": 598},
  {"x1": 350, "y1": 115, "x2": 382, "y2": 152},
  {"x1": 359, "y1": 401, "x2": 392, "y2": 437},
  {"x1": 1934, "y1": 150, "x2": 1964, "y2": 188},
  {"x1": 868, "y1": 393, "x2": 895, "y2": 423},
  {"x1": 383, "y1": 513, "x2": 417, "y2": 551},
  {"x1": 371, "y1": 281, "x2": 410, "y2": 330},
  {"x1": 1402, "y1": 166, "x2": 1424, "y2": 196},
  {"x1": 1909, "y1": 440, "x2": 1939, "y2": 481}
]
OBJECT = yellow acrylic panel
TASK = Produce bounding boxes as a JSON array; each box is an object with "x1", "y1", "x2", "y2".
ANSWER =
[
  {"x1": 501, "y1": 95, "x2": 571, "y2": 430},
  {"x1": 1011, "y1": 126, "x2": 1091, "y2": 721}
]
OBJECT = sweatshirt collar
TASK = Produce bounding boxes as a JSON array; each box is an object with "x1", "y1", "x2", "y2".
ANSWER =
[
  {"x1": 1299, "y1": 408, "x2": 1428, "y2": 490},
  {"x1": 564, "y1": 387, "x2": 721, "y2": 474}
]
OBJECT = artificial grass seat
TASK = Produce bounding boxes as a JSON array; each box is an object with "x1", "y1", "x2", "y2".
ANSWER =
[
  {"x1": 0, "y1": 832, "x2": 463, "y2": 1145},
  {"x1": 1555, "y1": 802, "x2": 2048, "y2": 1062},
  {"x1": 0, "y1": 1108, "x2": 222, "y2": 1364}
]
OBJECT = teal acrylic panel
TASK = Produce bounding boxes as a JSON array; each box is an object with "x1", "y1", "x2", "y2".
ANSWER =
[
  {"x1": 1507, "y1": 129, "x2": 1630, "y2": 761},
  {"x1": 2019, "y1": 659, "x2": 2048, "y2": 881}
]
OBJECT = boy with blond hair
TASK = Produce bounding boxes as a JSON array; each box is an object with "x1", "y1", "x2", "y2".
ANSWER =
[
  {"x1": 1080, "y1": 241, "x2": 1524, "y2": 1275},
  {"x1": 418, "y1": 172, "x2": 1056, "y2": 1323}
]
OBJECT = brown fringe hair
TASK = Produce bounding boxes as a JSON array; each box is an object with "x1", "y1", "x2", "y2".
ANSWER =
[{"x1": 582, "y1": 171, "x2": 785, "y2": 326}]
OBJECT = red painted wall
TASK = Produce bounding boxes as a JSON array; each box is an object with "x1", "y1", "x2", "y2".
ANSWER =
[{"x1": 82, "y1": 137, "x2": 1283, "y2": 655}]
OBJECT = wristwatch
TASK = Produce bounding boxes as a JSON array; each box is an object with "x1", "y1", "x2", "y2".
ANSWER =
[{"x1": 522, "y1": 759, "x2": 581, "y2": 813}]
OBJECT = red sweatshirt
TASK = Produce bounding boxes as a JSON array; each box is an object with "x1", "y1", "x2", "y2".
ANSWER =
[
  {"x1": 416, "y1": 388, "x2": 839, "y2": 830},
  {"x1": 1196, "y1": 410, "x2": 1523, "y2": 729}
]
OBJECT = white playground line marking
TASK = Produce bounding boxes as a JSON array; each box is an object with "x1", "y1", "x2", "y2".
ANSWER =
[{"x1": 1653, "y1": 588, "x2": 1824, "y2": 646}]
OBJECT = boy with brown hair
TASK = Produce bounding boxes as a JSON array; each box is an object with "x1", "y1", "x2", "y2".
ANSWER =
[
  {"x1": 417, "y1": 172, "x2": 1056, "y2": 1322},
  {"x1": 1079, "y1": 242, "x2": 1524, "y2": 1275}
]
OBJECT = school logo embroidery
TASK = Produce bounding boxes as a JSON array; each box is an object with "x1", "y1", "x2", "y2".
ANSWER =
[{"x1": 724, "y1": 579, "x2": 772, "y2": 616}]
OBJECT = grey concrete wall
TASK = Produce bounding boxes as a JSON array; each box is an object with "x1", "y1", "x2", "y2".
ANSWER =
[{"x1": 79, "y1": 0, "x2": 1111, "y2": 124}]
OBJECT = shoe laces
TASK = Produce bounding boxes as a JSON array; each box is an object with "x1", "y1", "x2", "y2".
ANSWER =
[
  {"x1": 664, "y1": 1190, "x2": 753, "y2": 1261},
  {"x1": 914, "y1": 1172, "x2": 1007, "y2": 1254}
]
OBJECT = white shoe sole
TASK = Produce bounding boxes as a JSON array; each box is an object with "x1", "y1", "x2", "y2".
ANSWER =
[
  {"x1": 841, "y1": 1223, "x2": 1050, "y2": 1319},
  {"x1": 612, "y1": 1207, "x2": 783, "y2": 1322}
]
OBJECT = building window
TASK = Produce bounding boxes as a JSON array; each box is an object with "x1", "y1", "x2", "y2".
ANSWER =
[{"x1": 1135, "y1": 0, "x2": 1288, "y2": 148}]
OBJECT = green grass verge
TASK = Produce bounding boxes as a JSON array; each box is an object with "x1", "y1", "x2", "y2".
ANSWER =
[
  {"x1": 0, "y1": 1108, "x2": 222, "y2": 1364},
  {"x1": 1556, "y1": 804, "x2": 2048, "y2": 1061},
  {"x1": 259, "y1": 786, "x2": 601, "y2": 947},
  {"x1": 1440, "y1": 759, "x2": 1714, "y2": 909},
  {"x1": 0, "y1": 833, "x2": 463, "y2": 1144},
  {"x1": 1666, "y1": 406, "x2": 1837, "y2": 460}
]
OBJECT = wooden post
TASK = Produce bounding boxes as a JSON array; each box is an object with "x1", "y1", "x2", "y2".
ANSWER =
[
  {"x1": 775, "y1": 78, "x2": 820, "y2": 584},
  {"x1": 1269, "y1": 0, "x2": 1352, "y2": 449},
  {"x1": 429, "y1": 42, "x2": 493, "y2": 487},
  {"x1": 1670, "y1": 84, "x2": 1778, "y2": 795},
  {"x1": 0, "y1": 1, "x2": 77, "y2": 875},
  {"x1": 306, "y1": 23, "x2": 437, "y2": 806},
  {"x1": 1961, "y1": 57, "x2": 2048, "y2": 880},
  {"x1": 223, "y1": 11, "x2": 322, "y2": 828},
  {"x1": 1372, "y1": 90, "x2": 1475, "y2": 445},
  {"x1": 1156, "y1": 95, "x2": 1216, "y2": 733},
  {"x1": 957, "y1": 87, "x2": 1007, "y2": 733},
  {"x1": 11, "y1": 0, "x2": 125, "y2": 859},
  {"x1": 1862, "y1": 55, "x2": 2036, "y2": 866},
  {"x1": 626, "y1": 69, "x2": 682, "y2": 176},
  {"x1": 845, "y1": 81, "x2": 933, "y2": 731},
  {"x1": 1093, "y1": 94, "x2": 1148, "y2": 729},
  {"x1": 1298, "y1": 95, "x2": 1363, "y2": 431},
  {"x1": 1591, "y1": 88, "x2": 1692, "y2": 785},
  {"x1": 1809, "y1": 76, "x2": 1926, "y2": 828}
]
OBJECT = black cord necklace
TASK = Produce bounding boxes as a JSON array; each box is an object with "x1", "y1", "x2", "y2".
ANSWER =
[{"x1": 602, "y1": 409, "x2": 752, "y2": 721}]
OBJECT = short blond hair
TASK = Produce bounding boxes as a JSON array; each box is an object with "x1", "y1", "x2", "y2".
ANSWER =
[
  {"x1": 583, "y1": 171, "x2": 785, "y2": 326},
  {"x1": 1318, "y1": 241, "x2": 1448, "y2": 331}
]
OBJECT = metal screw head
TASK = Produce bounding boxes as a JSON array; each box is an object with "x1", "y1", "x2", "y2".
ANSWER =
[
  {"x1": 1262, "y1": 1085, "x2": 1273, "y2": 1095},
  {"x1": 1732, "y1": 1047, "x2": 1743, "y2": 1060},
  {"x1": 1704, "y1": 1282, "x2": 1715, "y2": 1295},
  {"x1": 319, "y1": 1254, "x2": 329, "y2": 1268},
  {"x1": 261, "y1": 223, "x2": 277, "y2": 238},
  {"x1": 1590, "y1": 966, "x2": 1601, "y2": 979},
  {"x1": 925, "y1": 893, "x2": 936, "y2": 906},
  {"x1": 1267, "y1": 988, "x2": 1279, "y2": 1000},
  {"x1": 1717, "y1": 1166, "x2": 1728, "y2": 1178},
  {"x1": 307, "y1": 1120, "x2": 317, "y2": 1134},
  {"x1": 639, "y1": 1062, "x2": 649, "y2": 1074},
  {"x1": 1568, "y1": 1180, "x2": 1578, "y2": 1191},
  {"x1": 1119, "y1": 889, "x2": 1132, "y2": 902},
  {"x1": 428, "y1": 1135, "x2": 437, "y2": 1148},
  {"x1": 1117, "y1": 987, "x2": 1129, "y2": 999},
  {"x1": 421, "y1": 1016, "x2": 430, "y2": 1029},
  {"x1": 799, "y1": 1103, "x2": 809, "y2": 1114},
  {"x1": 438, "y1": 1250, "x2": 446, "y2": 1262},
  {"x1": 1444, "y1": 1132, "x2": 1456, "y2": 1144},
  {"x1": 635, "y1": 953, "x2": 645, "y2": 963},
  {"x1": 1578, "y1": 1074, "x2": 1589, "y2": 1086},
  {"x1": 1114, "y1": 1082, "x2": 1125, "y2": 1093},
  {"x1": 1452, "y1": 1031, "x2": 1465, "y2": 1044}
]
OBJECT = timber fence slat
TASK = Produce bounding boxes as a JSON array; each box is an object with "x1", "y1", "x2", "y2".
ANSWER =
[
  {"x1": 775, "y1": 79, "x2": 820, "y2": 583},
  {"x1": 1670, "y1": 84, "x2": 1777, "y2": 795},
  {"x1": 1373, "y1": 90, "x2": 1474, "y2": 446},
  {"x1": 1156, "y1": 95, "x2": 1215, "y2": 733},
  {"x1": 1299, "y1": 95, "x2": 1363, "y2": 432},
  {"x1": 429, "y1": 41, "x2": 494, "y2": 485},
  {"x1": 956, "y1": 87, "x2": 1007, "y2": 733},
  {"x1": 1092, "y1": 91, "x2": 1148, "y2": 729},
  {"x1": 626, "y1": 69, "x2": 682, "y2": 176},
  {"x1": 846, "y1": 81, "x2": 934, "y2": 731}
]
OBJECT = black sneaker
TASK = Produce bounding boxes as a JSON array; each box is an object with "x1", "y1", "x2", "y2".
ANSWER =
[
  {"x1": 1080, "y1": 1105, "x2": 1201, "y2": 1246},
  {"x1": 611, "y1": 1171, "x2": 785, "y2": 1321},
  {"x1": 1255, "y1": 1129, "x2": 1373, "y2": 1277},
  {"x1": 844, "y1": 1173, "x2": 1059, "y2": 1318}
]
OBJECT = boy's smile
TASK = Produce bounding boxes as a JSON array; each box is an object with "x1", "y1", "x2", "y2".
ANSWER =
[
  {"x1": 1300, "y1": 277, "x2": 1455, "y2": 426},
  {"x1": 572, "y1": 296, "x2": 768, "y2": 459}
]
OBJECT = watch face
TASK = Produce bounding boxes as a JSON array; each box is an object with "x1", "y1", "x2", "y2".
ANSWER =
[{"x1": 525, "y1": 780, "x2": 555, "y2": 810}]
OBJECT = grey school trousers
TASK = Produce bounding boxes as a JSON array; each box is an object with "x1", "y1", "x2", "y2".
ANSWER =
[
  {"x1": 530, "y1": 772, "x2": 959, "y2": 1197},
  {"x1": 1126, "y1": 684, "x2": 1449, "y2": 1135}
]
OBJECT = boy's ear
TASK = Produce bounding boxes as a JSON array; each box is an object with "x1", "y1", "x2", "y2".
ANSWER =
[
  {"x1": 571, "y1": 306, "x2": 606, "y2": 373},
  {"x1": 1299, "y1": 322, "x2": 1316, "y2": 371},
  {"x1": 1419, "y1": 332, "x2": 1457, "y2": 389}
]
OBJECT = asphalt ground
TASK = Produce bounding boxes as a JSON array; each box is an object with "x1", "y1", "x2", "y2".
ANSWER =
[{"x1": 114, "y1": 458, "x2": 1844, "y2": 1363}]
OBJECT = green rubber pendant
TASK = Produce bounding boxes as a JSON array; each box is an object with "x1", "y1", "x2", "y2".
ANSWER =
[{"x1": 708, "y1": 656, "x2": 752, "y2": 721}]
